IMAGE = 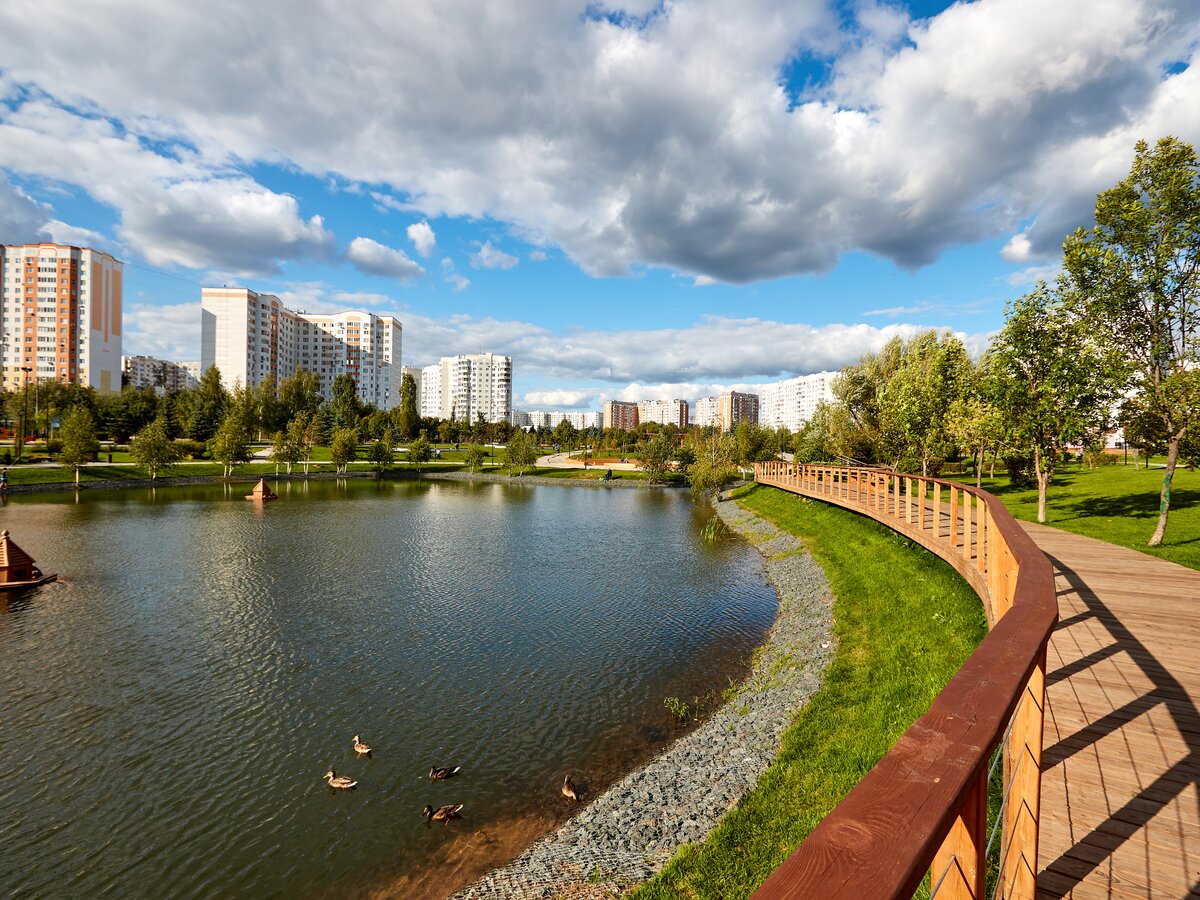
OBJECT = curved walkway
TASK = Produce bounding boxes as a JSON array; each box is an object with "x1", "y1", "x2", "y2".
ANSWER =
[{"x1": 1024, "y1": 522, "x2": 1200, "y2": 899}]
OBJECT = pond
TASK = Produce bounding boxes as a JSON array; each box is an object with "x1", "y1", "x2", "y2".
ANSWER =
[{"x1": 0, "y1": 479, "x2": 776, "y2": 898}]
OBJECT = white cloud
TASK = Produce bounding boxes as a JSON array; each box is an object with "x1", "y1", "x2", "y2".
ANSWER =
[
  {"x1": 407, "y1": 219, "x2": 436, "y2": 257},
  {"x1": 441, "y1": 257, "x2": 470, "y2": 291},
  {"x1": 470, "y1": 241, "x2": 519, "y2": 270},
  {"x1": 1000, "y1": 232, "x2": 1035, "y2": 263},
  {"x1": 1005, "y1": 263, "x2": 1061, "y2": 287},
  {"x1": 529, "y1": 250, "x2": 548, "y2": 262},
  {"x1": 0, "y1": 1, "x2": 1195, "y2": 279},
  {"x1": 0, "y1": 171, "x2": 49, "y2": 240},
  {"x1": 345, "y1": 236, "x2": 424, "y2": 281},
  {"x1": 123, "y1": 302, "x2": 202, "y2": 360},
  {"x1": 693, "y1": 275, "x2": 717, "y2": 287},
  {"x1": 520, "y1": 389, "x2": 598, "y2": 408},
  {"x1": 39, "y1": 219, "x2": 112, "y2": 250}
]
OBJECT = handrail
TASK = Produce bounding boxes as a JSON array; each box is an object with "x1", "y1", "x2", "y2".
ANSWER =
[{"x1": 751, "y1": 462, "x2": 1057, "y2": 900}]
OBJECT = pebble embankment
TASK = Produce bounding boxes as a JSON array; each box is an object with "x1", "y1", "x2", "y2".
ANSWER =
[{"x1": 452, "y1": 493, "x2": 836, "y2": 898}]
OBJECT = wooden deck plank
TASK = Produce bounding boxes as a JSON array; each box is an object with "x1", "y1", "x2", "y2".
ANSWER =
[{"x1": 1021, "y1": 521, "x2": 1200, "y2": 900}]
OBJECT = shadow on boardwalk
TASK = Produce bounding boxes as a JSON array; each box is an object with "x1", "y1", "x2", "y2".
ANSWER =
[{"x1": 1027, "y1": 523, "x2": 1200, "y2": 899}]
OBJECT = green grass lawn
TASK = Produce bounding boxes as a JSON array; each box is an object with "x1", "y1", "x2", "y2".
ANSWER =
[
  {"x1": 950, "y1": 462, "x2": 1200, "y2": 572},
  {"x1": 632, "y1": 484, "x2": 987, "y2": 900}
]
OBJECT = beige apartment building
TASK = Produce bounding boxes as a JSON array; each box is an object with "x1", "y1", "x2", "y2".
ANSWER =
[
  {"x1": 200, "y1": 287, "x2": 402, "y2": 409},
  {"x1": 695, "y1": 391, "x2": 759, "y2": 431},
  {"x1": 637, "y1": 398, "x2": 688, "y2": 428},
  {"x1": 1, "y1": 242, "x2": 123, "y2": 392},
  {"x1": 122, "y1": 355, "x2": 200, "y2": 394},
  {"x1": 418, "y1": 353, "x2": 513, "y2": 423}
]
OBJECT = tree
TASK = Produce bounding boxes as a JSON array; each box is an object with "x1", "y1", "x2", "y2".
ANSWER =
[
  {"x1": 330, "y1": 427, "x2": 358, "y2": 474},
  {"x1": 58, "y1": 406, "x2": 100, "y2": 486},
  {"x1": 397, "y1": 373, "x2": 419, "y2": 440},
  {"x1": 463, "y1": 443, "x2": 487, "y2": 472},
  {"x1": 369, "y1": 429, "x2": 396, "y2": 475},
  {"x1": 792, "y1": 402, "x2": 835, "y2": 463},
  {"x1": 209, "y1": 416, "x2": 252, "y2": 477},
  {"x1": 130, "y1": 418, "x2": 183, "y2": 480},
  {"x1": 188, "y1": 366, "x2": 228, "y2": 442},
  {"x1": 287, "y1": 413, "x2": 319, "y2": 476},
  {"x1": 330, "y1": 374, "x2": 361, "y2": 430},
  {"x1": 688, "y1": 430, "x2": 739, "y2": 500},
  {"x1": 269, "y1": 429, "x2": 301, "y2": 475},
  {"x1": 991, "y1": 281, "x2": 1116, "y2": 522},
  {"x1": 505, "y1": 429, "x2": 537, "y2": 476},
  {"x1": 278, "y1": 369, "x2": 321, "y2": 423},
  {"x1": 636, "y1": 430, "x2": 675, "y2": 484},
  {"x1": 1063, "y1": 136, "x2": 1200, "y2": 545},
  {"x1": 407, "y1": 434, "x2": 433, "y2": 472}
]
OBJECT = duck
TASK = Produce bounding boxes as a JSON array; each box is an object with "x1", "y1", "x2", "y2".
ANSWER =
[
  {"x1": 353, "y1": 735, "x2": 372, "y2": 754},
  {"x1": 422, "y1": 803, "x2": 464, "y2": 824},
  {"x1": 324, "y1": 769, "x2": 358, "y2": 790},
  {"x1": 562, "y1": 774, "x2": 580, "y2": 802},
  {"x1": 429, "y1": 765, "x2": 461, "y2": 780}
]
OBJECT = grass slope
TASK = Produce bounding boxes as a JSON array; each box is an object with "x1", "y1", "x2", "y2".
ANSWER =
[
  {"x1": 632, "y1": 485, "x2": 987, "y2": 899},
  {"x1": 954, "y1": 463, "x2": 1200, "y2": 572}
]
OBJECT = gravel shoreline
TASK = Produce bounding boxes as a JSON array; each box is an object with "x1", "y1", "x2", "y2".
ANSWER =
[{"x1": 451, "y1": 492, "x2": 836, "y2": 898}]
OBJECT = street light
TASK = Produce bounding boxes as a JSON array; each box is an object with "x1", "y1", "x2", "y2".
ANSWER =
[{"x1": 18, "y1": 366, "x2": 32, "y2": 462}]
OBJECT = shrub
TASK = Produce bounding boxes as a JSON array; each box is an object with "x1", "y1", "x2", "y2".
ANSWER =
[{"x1": 1003, "y1": 454, "x2": 1034, "y2": 488}]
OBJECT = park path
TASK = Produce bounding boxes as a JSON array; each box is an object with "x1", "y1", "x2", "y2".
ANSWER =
[{"x1": 1021, "y1": 522, "x2": 1200, "y2": 899}]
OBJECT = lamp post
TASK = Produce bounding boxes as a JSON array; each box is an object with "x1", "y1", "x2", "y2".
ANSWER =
[{"x1": 18, "y1": 366, "x2": 32, "y2": 462}]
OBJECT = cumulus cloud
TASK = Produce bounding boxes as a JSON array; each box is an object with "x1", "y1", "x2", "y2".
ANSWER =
[
  {"x1": 123, "y1": 302, "x2": 203, "y2": 360},
  {"x1": 470, "y1": 241, "x2": 519, "y2": 270},
  {"x1": 407, "y1": 219, "x2": 436, "y2": 257},
  {"x1": 0, "y1": 171, "x2": 49, "y2": 240},
  {"x1": 345, "y1": 236, "x2": 425, "y2": 280},
  {"x1": 520, "y1": 388, "x2": 599, "y2": 408},
  {"x1": 441, "y1": 257, "x2": 470, "y2": 291},
  {"x1": 0, "y1": 0, "x2": 1195, "y2": 279},
  {"x1": 529, "y1": 250, "x2": 548, "y2": 261}
]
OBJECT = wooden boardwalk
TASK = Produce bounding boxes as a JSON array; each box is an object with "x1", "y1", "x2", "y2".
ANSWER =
[{"x1": 1024, "y1": 522, "x2": 1200, "y2": 899}]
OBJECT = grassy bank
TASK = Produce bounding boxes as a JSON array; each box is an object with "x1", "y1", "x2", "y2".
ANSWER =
[
  {"x1": 951, "y1": 463, "x2": 1200, "y2": 572},
  {"x1": 632, "y1": 484, "x2": 987, "y2": 899}
]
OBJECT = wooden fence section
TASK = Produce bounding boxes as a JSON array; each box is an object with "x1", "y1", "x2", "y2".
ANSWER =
[{"x1": 752, "y1": 462, "x2": 1059, "y2": 900}]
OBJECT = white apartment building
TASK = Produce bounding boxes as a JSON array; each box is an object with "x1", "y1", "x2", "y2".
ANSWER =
[
  {"x1": 694, "y1": 396, "x2": 719, "y2": 429},
  {"x1": 122, "y1": 355, "x2": 200, "y2": 394},
  {"x1": 637, "y1": 399, "x2": 688, "y2": 428},
  {"x1": 418, "y1": 353, "x2": 513, "y2": 423},
  {"x1": 1, "y1": 243, "x2": 123, "y2": 393},
  {"x1": 694, "y1": 391, "x2": 759, "y2": 431},
  {"x1": 200, "y1": 287, "x2": 402, "y2": 409},
  {"x1": 756, "y1": 371, "x2": 837, "y2": 432},
  {"x1": 520, "y1": 410, "x2": 600, "y2": 430}
]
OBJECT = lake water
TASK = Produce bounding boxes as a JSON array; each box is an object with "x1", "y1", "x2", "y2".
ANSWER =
[{"x1": 0, "y1": 479, "x2": 776, "y2": 898}]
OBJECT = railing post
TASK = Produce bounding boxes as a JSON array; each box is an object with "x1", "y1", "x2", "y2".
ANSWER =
[
  {"x1": 1000, "y1": 647, "x2": 1046, "y2": 900},
  {"x1": 933, "y1": 481, "x2": 942, "y2": 540},
  {"x1": 918, "y1": 478, "x2": 926, "y2": 532},
  {"x1": 931, "y1": 766, "x2": 988, "y2": 899},
  {"x1": 950, "y1": 486, "x2": 959, "y2": 549}
]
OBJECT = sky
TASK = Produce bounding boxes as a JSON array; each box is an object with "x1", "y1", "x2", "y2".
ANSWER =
[{"x1": 0, "y1": 0, "x2": 1197, "y2": 411}]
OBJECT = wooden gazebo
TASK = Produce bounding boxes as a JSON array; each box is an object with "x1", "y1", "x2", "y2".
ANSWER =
[{"x1": 0, "y1": 529, "x2": 57, "y2": 589}]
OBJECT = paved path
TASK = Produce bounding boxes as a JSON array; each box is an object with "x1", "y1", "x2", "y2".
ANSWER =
[{"x1": 1022, "y1": 522, "x2": 1200, "y2": 899}]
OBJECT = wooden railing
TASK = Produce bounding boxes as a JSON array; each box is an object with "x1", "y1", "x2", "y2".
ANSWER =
[{"x1": 752, "y1": 462, "x2": 1058, "y2": 900}]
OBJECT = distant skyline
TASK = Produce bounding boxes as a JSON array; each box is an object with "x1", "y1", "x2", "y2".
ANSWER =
[{"x1": 1, "y1": 0, "x2": 1197, "y2": 409}]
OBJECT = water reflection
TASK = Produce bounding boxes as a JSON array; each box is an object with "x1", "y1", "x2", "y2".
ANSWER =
[{"x1": 0, "y1": 480, "x2": 776, "y2": 899}]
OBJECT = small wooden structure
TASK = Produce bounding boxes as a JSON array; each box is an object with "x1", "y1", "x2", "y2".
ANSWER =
[
  {"x1": 244, "y1": 478, "x2": 278, "y2": 502},
  {"x1": 0, "y1": 529, "x2": 57, "y2": 589}
]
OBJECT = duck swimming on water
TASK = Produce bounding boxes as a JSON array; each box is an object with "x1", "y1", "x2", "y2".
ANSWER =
[
  {"x1": 324, "y1": 770, "x2": 358, "y2": 789},
  {"x1": 422, "y1": 803, "x2": 464, "y2": 823}
]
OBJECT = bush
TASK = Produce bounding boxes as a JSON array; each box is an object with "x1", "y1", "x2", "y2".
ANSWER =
[
  {"x1": 1003, "y1": 454, "x2": 1034, "y2": 488},
  {"x1": 1084, "y1": 448, "x2": 1118, "y2": 467},
  {"x1": 44, "y1": 439, "x2": 63, "y2": 455},
  {"x1": 176, "y1": 439, "x2": 207, "y2": 459}
]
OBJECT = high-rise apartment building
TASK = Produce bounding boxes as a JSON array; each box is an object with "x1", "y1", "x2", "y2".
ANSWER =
[
  {"x1": 417, "y1": 354, "x2": 513, "y2": 423},
  {"x1": 637, "y1": 398, "x2": 688, "y2": 428},
  {"x1": 200, "y1": 287, "x2": 402, "y2": 409},
  {"x1": 694, "y1": 391, "x2": 759, "y2": 431},
  {"x1": 756, "y1": 372, "x2": 837, "y2": 432},
  {"x1": 519, "y1": 410, "x2": 600, "y2": 430},
  {"x1": 1, "y1": 243, "x2": 122, "y2": 392},
  {"x1": 602, "y1": 400, "x2": 639, "y2": 431},
  {"x1": 122, "y1": 355, "x2": 201, "y2": 394}
]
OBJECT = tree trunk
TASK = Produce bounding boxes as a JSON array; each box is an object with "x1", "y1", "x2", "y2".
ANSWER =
[
  {"x1": 75, "y1": 467, "x2": 80, "y2": 487},
  {"x1": 1148, "y1": 435, "x2": 1181, "y2": 546},
  {"x1": 1034, "y1": 445, "x2": 1048, "y2": 523},
  {"x1": 975, "y1": 449, "x2": 983, "y2": 490}
]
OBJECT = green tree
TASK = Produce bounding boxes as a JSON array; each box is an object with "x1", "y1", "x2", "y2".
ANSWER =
[
  {"x1": 407, "y1": 434, "x2": 433, "y2": 472},
  {"x1": 991, "y1": 281, "x2": 1115, "y2": 522},
  {"x1": 188, "y1": 366, "x2": 228, "y2": 442},
  {"x1": 130, "y1": 418, "x2": 183, "y2": 480},
  {"x1": 463, "y1": 443, "x2": 487, "y2": 472},
  {"x1": 287, "y1": 413, "x2": 319, "y2": 476},
  {"x1": 688, "y1": 430, "x2": 738, "y2": 500},
  {"x1": 792, "y1": 403, "x2": 835, "y2": 463},
  {"x1": 330, "y1": 374, "x2": 361, "y2": 430},
  {"x1": 254, "y1": 375, "x2": 286, "y2": 438},
  {"x1": 636, "y1": 429, "x2": 675, "y2": 484},
  {"x1": 269, "y1": 429, "x2": 301, "y2": 475},
  {"x1": 278, "y1": 369, "x2": 321, "y2": 423},
  {"x1": 330, "y1": 426, "x2": 358, "y2": 474},
  {"x1": 397, "y1": 373, "x2": 419, "y2": 440},
  {"x1": 1064, "y1": 136, "x2": 1200, "y2": 545},
  {"x1": 505, "y1": 429, "x2": 537, "y2": 476},
  {"x1": 209, "y1": 415, "x2": 252, "y2": 478},
  {"x1": 58, "y1": 406, "x2": 100, "y2": 486},
  {"x1": 369, "y1": 428, "x2": 396, "y2": 475}
]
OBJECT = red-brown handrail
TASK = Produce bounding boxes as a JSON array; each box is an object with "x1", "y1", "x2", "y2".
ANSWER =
[{"x1": 751, "y1": 462, "x2": 1057, "y2": 900}]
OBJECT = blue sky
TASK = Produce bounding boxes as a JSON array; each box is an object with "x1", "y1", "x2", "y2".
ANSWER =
[{"x1": 1, "y1": 0, "x2": 1196, "y2": 409}]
